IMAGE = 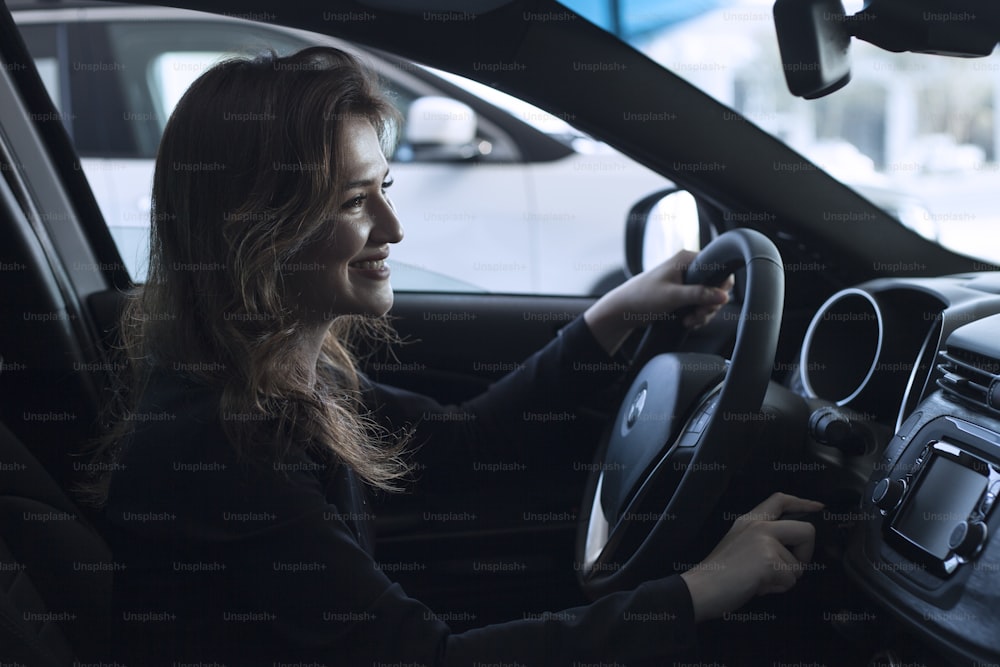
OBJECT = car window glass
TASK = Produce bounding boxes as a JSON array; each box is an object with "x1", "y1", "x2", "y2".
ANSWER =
[
  {"x1": 104, "y1": 21, "x2": 307, "y2": 158},
  {"x1": 17, "y1": 24, "x2": 63, "y2": 113},
  {"x1": 428, "y1": 66, "x2": 587, "y2": 142},
  {"x1": 148, "y1": 51, "x2": 225, "y2": 131},
  {"x1": 564, "y1": 0, "x2": 1000, "y2": 265},
  {"x1": 15, "y1": 11, "x2": 671, "y2": 296},
  {"x1": 32, "y1": 57, "x2": 62, "y2": 111}
]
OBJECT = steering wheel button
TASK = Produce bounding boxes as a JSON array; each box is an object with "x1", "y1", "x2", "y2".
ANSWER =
[
  {"x1": 677, "y1": 431, "x2": 701, "y2": 448},
  {"x1": 688, "y1": 411, "x2": 709, "y2": 433}
]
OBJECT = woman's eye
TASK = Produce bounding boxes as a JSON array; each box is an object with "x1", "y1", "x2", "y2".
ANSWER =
[
  {"x1": 342, "y1": 194, "x2": 367, "y2": 210},
  {"x1": 341, "y1": 176, "x2": 392, "y2": 210}
]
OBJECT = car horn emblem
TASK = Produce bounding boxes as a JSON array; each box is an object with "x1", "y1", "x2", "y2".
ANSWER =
[{"x1": 626, "y1": 387, "x2": 647, "y2": 429}]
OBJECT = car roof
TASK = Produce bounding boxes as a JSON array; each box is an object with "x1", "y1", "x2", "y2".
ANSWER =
[{"x1": 7, "y1": 0, "x2": 117, "y2": 9}]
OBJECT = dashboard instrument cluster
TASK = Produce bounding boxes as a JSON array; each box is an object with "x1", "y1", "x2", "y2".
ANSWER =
[{"x1": 794, "y1": 273, "x2": 1000, "y2": 665}]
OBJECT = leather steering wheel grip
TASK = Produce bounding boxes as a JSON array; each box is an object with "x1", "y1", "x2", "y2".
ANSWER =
[{"x1": 688, "y1": 228, "x2": 784, "y2": 407}]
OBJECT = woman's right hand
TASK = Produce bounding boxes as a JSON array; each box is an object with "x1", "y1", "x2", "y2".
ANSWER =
[{"x1": 679, "y1": 492, "x2": 824, "y2": 622}]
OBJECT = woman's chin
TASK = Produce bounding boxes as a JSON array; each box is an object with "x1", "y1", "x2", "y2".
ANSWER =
[{"x1": 325, "y1": 289, "x2": 394, "y2": 319}]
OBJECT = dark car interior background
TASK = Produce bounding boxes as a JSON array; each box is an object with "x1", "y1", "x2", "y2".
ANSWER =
[{"x1": 1, "y1": 0, "x2": 998, "y2": 665}]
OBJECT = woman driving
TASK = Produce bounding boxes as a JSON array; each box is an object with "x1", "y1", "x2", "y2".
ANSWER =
[{"x1": 98, "y1": 46, "x2": 822, "y2": 666}]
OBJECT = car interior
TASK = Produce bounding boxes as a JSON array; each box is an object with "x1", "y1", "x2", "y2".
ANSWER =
[{"x1": 1, "y1": 0, "x2": 999, "y2": 665}]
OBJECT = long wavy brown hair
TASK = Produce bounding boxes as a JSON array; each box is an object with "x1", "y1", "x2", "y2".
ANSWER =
[{"x1": 86, "y1": 47, "x2": 411, "y2": 503}]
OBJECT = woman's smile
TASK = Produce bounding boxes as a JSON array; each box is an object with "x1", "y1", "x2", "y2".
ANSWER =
[{"x1": 348, "y1": 250, "x2": 391, "y2": 278}]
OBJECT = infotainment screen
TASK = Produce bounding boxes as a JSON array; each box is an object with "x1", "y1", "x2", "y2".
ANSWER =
[{"x1": 892, "y1": 454, "x2": 988, "y2": 560}]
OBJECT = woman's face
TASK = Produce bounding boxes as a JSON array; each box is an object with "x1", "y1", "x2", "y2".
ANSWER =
[{"x1": 285, "y1": 117, "x2": 403, "y2": 320}]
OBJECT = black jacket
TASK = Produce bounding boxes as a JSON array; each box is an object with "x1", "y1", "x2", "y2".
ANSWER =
[{"x1": 105, "y1": 316, "x2": 697, "y2": 666}]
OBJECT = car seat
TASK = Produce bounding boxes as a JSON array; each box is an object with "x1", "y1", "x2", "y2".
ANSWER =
[{"x1": 0, "y1": 419, "x2": 114, "y2": 666}]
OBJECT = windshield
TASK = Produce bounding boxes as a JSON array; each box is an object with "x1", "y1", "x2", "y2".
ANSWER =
[{"x1": 562, "y1": 0, "x2": 1000, "y2": 263}]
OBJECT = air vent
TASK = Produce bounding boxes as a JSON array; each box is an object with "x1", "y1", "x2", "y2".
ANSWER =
[{"x1": 936, "y1": 346, "x2": 1000, "y2": 412}]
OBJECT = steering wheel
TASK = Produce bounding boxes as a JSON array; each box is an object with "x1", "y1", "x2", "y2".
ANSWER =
[{"x1": 575, "y1": 228, "x2": 784, "y2": 598}]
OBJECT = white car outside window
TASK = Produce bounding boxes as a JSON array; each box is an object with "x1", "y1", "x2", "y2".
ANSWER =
[{"x1": 14, "y1": 4, "x2": 674, "y2": 296}]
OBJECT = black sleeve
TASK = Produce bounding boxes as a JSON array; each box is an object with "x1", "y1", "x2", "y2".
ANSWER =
[
  {"x1": 110, "y1": 443, "x2": 697, "y2": 667},
  {"x1": 107, "y1": 325, "x2": 698, "y2": 666},
  {"x1": 363, "y1": 315, "x2": 629, "y2": 487}
]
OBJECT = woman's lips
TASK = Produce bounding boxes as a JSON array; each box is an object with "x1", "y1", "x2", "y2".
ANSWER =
[
  {"x1": 348, "y1": 256, "x2": 390, "y2": 279},
  {"x1": 349, "y1": 258, "x2": 386, "y2": 270}
]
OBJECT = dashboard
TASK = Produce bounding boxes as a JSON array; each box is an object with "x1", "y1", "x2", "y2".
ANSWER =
[{"x1": 791, "y1": 273, "x2": 1000, "y2": 665}]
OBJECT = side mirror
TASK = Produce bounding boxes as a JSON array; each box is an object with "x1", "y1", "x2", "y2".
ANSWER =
[
  {"x1": 399, "y1": 96, "x2": 482, "y2": 162},
  {"x1": 624, "y1": 189, "x2": 702, "y2": 278}
]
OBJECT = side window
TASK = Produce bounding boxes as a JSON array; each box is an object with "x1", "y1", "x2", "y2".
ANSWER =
[
  {"x1": 32, "y1": 58, "x2": 62, "y2": 111},
  {"x1": 148, "y1": 52, "x2": 226, "y2": 132},
  {"x1": 104, "y1": 21, "x2": 308, "y2": 159},
  {"x1": 86, "y1": 21, "x2": 313, "y2": 280},
  {"x1": 371, "y1": 67, "x2": 672, "y2": 296},
  {"x1": 377, "y1": 68, "x2": 522, "y2": 165},
  {"x1": 25, "y1": 14, "x2": 671, "y2": 296},
  {"x1": 17, "y1": 24, "x2": 65, "y2": 119}
]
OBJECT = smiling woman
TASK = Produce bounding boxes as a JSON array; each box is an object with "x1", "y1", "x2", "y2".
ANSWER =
[
  {"x1": 282, "y1": 117, "x2": 403, "y2": 321},
  {"x1": 99, "y1": 47, "x2": 411, "y2": 490},
  {"x1": 91, "y1": 45, "x2": 820, "y2": 667}
]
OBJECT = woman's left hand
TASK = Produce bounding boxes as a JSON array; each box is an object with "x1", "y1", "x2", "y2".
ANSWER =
[{"x1": 583, "y1": 249, "x2": 735, "y2": 356}]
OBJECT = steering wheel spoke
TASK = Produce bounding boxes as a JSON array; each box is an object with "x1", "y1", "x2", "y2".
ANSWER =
[
  {"x1": 600, "y1": 353, "x2": 727, "y2": 524},
  {"x1": 581, "y1": 381, "x2": 720, "y2": 574}
]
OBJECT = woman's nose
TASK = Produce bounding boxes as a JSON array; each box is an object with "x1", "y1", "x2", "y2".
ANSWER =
[{"x1": 373, "y1": 196, "x2": 403, "y2": 244}]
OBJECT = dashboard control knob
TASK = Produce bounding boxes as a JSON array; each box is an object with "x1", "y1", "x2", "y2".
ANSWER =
[
  {"x1": 809, "y1": 406, "x2": 867, "y2": 456},
  {"x1": 949, "y1": 520, "x2": 988, "y2": 559},
  {"x1": 871, "y1": 478, "x2": 905, "y2": 512}
]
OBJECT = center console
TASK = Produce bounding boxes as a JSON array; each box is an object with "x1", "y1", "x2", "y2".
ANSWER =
[
  {"x1": 848, "y1": 399, "x2": 1000, "y2": 664},
  {"x1": 873, "y1": 424, "x2": 998, "y2": 577}
]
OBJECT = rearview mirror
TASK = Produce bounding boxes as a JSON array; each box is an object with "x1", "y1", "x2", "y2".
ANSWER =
[
  {"x1": 773, "y1": 0, "x2": 852, "y2": 99},
  {"x1": 773, "y1": 0, "x2": 1000, "y2": 99},
  {"x1": 624, "y1": 189, "x2": 701, "y2": 278}
]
